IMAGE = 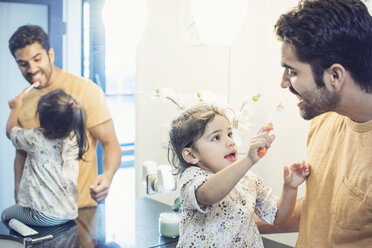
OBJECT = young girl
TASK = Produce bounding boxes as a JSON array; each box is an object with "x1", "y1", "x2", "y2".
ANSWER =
[
  {"x1": 168, "y1": 104, "x2": 310, "y2": 247},
  {"x1": 1, "y1": 89, "x2": 88, "y2": 226}
]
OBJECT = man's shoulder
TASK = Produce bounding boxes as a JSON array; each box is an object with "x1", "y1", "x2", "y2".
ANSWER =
[
  {"x1": 308, "y1": 112, "x2": 344, "y2": 143},
  {"x1": 60, "y1": 70, "x2": 97, "y2": 88},
  {"x1": 311, "y1": 112, "x2": 341, "y2": 128},
  {"x1": 57, "y1": 70, "x2": 103, "y2": 96}
]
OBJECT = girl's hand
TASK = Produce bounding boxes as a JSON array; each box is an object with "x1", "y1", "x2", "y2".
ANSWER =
[
  {"x1": 247, "y1": 125, "x2": 275, "y2": 164},
  {"x1": 283, "y1": 161, "x2": 310, "y2": 188},
  {"x1": 8, "y1": 94, "x2": 24, "y2": 110}
]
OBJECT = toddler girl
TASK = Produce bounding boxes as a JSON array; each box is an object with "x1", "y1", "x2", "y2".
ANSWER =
[
  {"x1": 2, "y1": 89, "x2": 87, "y2": 226},
  {"x1": 168, "y1": 104, "x2": 309, "y2": 247}
]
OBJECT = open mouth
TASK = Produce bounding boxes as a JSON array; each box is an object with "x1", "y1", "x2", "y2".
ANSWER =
[
  {"x1": 296, "y1": 95, "x2": 304, "y2": 107},
  {"x1": 224, "y1": 151, "x2": 237, "y2": 162},
  {"x1": 29, "y1": 72, "x2": 41, "y2": 84},
  {"x1": 32, "y1": 82, "x2": 41, "y2": 88},
  {"x1": 290, "y1": 87, "x2": 304, "y2": 107}
]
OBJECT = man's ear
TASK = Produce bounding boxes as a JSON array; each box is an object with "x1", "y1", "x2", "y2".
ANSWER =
[
  {"x1": 48, "y1": 48, "x2": 55, "y2": 64},
  {"x1": 325, "y1": 63, "x2": 346, "y2": 92},
  {"x1": 182, "y1": 148, "x2": 199, "y2": 165}
]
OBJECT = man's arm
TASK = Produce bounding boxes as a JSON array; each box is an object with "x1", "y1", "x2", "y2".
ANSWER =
[
  {"x1": 89, "y1": 119, "x2": 121, "y2": 203},
  {"x1": 256, "y1": 198, "x2": 303, "y2": 233}
]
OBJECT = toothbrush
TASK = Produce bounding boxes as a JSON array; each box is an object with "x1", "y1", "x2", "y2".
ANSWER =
[
  {"x1": 258, "y1": 103, "x2": 284, "y2": 157},
  {"x1": 21, "y1": 82, "x2": 40, "y2": 97}
]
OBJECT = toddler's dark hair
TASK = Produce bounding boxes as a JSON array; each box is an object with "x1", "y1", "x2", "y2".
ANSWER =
[
  {"x1": 37, "y1": 89, "x2": 88, "y2": 160},
  {"x1": 168, "y1": 104, "x2": 229, "y2": 175}
]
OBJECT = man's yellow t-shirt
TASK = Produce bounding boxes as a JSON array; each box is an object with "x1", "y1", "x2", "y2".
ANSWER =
[
  {"x1": 297, "y1": 112, "x2": 372, "y2": 247},
  {"x1": 18, "y1": 70, "x2": 111, "y2": 208}
]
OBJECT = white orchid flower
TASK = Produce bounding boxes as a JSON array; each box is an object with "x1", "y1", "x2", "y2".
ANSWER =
[{"x1": 150, "y1": 87, "x2": 261, "y2": 137}]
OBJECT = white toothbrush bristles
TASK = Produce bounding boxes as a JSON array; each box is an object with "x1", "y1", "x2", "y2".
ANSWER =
[
  {"x1": 268, "y1": 103, "x2": 284, "y2": 123},
  {"x1": 23, "y1": 82, "x2": 40, "y2": 95}
]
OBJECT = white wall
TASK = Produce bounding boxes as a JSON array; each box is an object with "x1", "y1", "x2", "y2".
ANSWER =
[
  {"x1": 136, "y1": 0, "x2": 231, "y2": 203},
  {"x1": 136, "y1": 0, "x2": 309, "y2": 246}
]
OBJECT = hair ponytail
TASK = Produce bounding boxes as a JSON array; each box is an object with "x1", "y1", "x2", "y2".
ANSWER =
[
  {"x1": 70, "y1": 102, "x2": 88, "y2": 160},
  {"x1": 37, "y1": 89, "x2": 88, "y2": 160}
]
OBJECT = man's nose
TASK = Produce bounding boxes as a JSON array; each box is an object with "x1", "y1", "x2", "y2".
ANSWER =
[
  {"x1": 281, "y1": 71, "x2": 291, "y2": 89},
  {"x1": 27, "y1": 61, "x2": 38, "y2": 74}
]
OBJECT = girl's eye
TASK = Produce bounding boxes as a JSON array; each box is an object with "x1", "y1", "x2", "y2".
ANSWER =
[
  {"x1": 211, "y1": 135, "x2": 220, "y2": 141},
  {"x1": 228, "y1": 132, "x2": 233, "y2": 138},
  {"x1": 287, "y1": 68, "x2": 297, "y2": 77}
]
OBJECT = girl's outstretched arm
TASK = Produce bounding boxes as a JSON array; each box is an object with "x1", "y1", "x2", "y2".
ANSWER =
[
  {"x1": 7, "y1": 94, "x2": 26, "y2": 202},
  {"x1": 196, "y1": 126, "x2": 275, "y2": 206},
  {"x1": 6, "y1": 95, "x2": 23, "y2": 138},
  {"x1": 274, "y1": 161, "x2": 310, "y2": 225}
]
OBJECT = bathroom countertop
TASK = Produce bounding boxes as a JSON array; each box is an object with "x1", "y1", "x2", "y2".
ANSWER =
[
  {"x1": 0, "y1": 197, "x2": 292, "y2": 247},
  {"x1": 0, "y1": 197, "x2": 178, "y2": 247}
]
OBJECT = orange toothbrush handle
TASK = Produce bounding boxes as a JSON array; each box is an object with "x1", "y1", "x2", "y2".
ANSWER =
[{"x1": 257, "y1": 122, "x2": 273, "y2": 157}]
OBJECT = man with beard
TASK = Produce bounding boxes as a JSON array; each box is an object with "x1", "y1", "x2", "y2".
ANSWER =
[
  {"x1": 7, "y1": 25, "x2": 122, "y2": 208},
  {"x1": 257, "y1": 0, "x2": 372, "y2": 247}
]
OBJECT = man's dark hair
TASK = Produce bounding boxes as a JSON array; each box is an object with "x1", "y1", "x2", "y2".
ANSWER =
[
  {"x1": 275, "y1": 0, "x2": 372, "y2": 93},
  {"x1": 9, "y1": 25, "x2": 50, "y2": 57}
]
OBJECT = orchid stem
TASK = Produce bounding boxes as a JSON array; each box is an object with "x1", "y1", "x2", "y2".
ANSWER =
[{"x1": 166, "y1": 96, "x2": 183, "y2": 110}]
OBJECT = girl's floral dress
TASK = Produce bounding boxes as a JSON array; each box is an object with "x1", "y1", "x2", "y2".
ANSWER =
[
  {"x1": 177, "y1": 166, "x2": 278, "y2": 248},
  {"x1": 10, "y1": 127, "x2": 79, "y2": 220}
]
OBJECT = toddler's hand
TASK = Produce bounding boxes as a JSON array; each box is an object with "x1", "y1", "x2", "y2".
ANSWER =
[
  {"x1": 247, "y1": 125, "x2": 275, "y2": 163},
  {"x1": 283, "y1": 161, "x2": 310, "y2": 188}
]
